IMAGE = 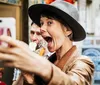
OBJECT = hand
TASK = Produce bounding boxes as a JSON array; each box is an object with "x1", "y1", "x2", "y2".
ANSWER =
[
  {"x1": 0, "y1": 35, "x2": 52, "y2": 82},
  {"x1": 22, "y1": 72, "x2": 34, "y2": 84}
]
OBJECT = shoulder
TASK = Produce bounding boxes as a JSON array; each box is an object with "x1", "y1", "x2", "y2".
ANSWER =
[
  {"x1": 73, "y1": 55, "x2": 95, "y2": 71},
  {"x1": 76, "y1": 55, "x2": 94, "y2": 64}
]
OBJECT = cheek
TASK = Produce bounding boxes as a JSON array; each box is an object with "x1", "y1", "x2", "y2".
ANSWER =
[
  {"x1": 55, "y1": 31, "x2": 65, "y2": 46},
  {"x1": 52, "y1": 34, "x2": 64, "y2": 51},
  {"x1": 29, "y1": 35, "x2": 32, "y2": 39},
  {"x1": 38, "y1": 36, "x2": 43, "y2": 40},
  {"x1": 30, "y1": 35, "x2": 33, "y2": 40},
  {"x1": 56, "y1": 36, "x2": 64, "y2": 46}
]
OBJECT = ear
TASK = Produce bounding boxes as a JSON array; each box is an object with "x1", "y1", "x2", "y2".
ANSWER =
[
  {"x1": 65, "y1": 30, "x2": 72, "y2": 36},
  {"x1": 63, "y1": 27, "x2": 72, "y2": 36},
  {"x1": 62, "y1": 25, "x2": 72, "y2": 36}
]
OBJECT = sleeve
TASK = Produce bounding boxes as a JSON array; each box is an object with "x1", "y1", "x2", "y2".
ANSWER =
[
  {"x1": 48, "y1": 57, "x2": 95, "y2": 85},
  {"x1": 12, "y1": 73, "x2": 24, "y2": 85},
  {"x1": 13, "y1": 68, "x2": 21, "y2": 81}
]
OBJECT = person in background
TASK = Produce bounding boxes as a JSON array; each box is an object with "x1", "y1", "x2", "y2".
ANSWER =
[
  {"x1": 29, "y1": 22, "x2": 50, "y2": 57},
  {"x1": 0, "y1": 1, "x2": 94, "y2": 85},
  {"x1": 29, "y1": 22, "x2": 43, "y2": 51},
  {"x1": 0, "y1": 68, "x2": 6, "y2": 85}
]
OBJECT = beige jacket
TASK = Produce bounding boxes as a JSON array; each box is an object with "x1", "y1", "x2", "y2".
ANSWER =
[
  {"x1": 15, "y1": 46, "x2": 94, "y2": 85},
  {"x1": 47, "y1": 46, "x2": 94, "y2": 85}
]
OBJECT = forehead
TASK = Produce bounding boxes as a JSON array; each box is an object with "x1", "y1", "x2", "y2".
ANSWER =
[{"x1": 40, "y1": 17, "x2": 51, "y2": 21}]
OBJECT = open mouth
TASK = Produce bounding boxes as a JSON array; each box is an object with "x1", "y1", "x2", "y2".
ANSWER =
[
  {"x1": 44, "y1": 36, "x2": 52, "y2": 43},
  {"x1": 44, "y1": 36, "x2": 53, "y2": 49}
]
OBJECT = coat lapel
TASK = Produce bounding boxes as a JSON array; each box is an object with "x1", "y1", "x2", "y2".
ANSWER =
[{"x1": 48, "y1": 46, "x2": 79, "y2": 70}]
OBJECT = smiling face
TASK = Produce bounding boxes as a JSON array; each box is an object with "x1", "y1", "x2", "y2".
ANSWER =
[{"x1": 40, "y1": 16, "x2": 72, "y2": 52}]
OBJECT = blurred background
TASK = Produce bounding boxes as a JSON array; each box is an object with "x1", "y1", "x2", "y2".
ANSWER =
[{"x1": 0, "y1": 0, "x2": 100, "y2": 85}]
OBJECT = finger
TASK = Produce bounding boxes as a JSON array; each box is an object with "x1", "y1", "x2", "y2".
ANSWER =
[
  {"x1": 23, "y1": 73, "x2": 34, "y2": 84},
  {"x1": 0, "y1": 35, "x2": 30, "y2": 51},
  {"x1": 0, "y1": 47, "x2": 21, "y2": 56},
  {"x1": 0, "y1": 35, "x2": 18, "y2": 47},
  {"x1": 0, "y1": 46, "x2": 12, "y2": 54},
  {"x1": 0, "y1": 52, "x2": 15, "y2": 61},
  {"x1": 0, "y1": 47, "x2": 24, "y2": 56},
  {"x1": 16, "y1": 41, "x2": 30, "y2": 50},
  {"x1": 3, "y1": 61, "x2": 14, "y2": 67}
]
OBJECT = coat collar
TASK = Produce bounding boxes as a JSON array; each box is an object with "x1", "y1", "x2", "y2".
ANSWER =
[{"x1": 48, "y1": 45, "x2": 79, "y2": 70}]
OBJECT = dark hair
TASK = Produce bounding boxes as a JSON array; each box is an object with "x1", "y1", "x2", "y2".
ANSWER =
[{"x1": 41, "y1": 10, "x2": 73, "y2": 40}]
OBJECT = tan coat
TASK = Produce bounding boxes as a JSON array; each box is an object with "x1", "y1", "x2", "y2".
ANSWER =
[
  {"x1": 47, "y1": 46, "x2": 94, "y2": 85},
  {"x1": 14, "y1": 46, "x2": 94, "y2": 85}
]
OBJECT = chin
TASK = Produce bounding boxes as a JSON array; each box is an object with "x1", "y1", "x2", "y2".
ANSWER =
[{"x1": 48, "y1": 47, "x2": 55, "y2": 53}]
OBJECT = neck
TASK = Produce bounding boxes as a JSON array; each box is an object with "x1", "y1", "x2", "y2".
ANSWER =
[{"x1": 56, "y1": 39, "x2": 73, "y2": 60}]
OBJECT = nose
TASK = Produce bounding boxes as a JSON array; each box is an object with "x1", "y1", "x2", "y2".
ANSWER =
[
  {"x1": 33, "y1": 33, "x2": 36, "y2": 38},
  {"x1": 31, "y1": 33, "x2": 37, "y2": 41},
  {"x1": 40, "y1": 28, "x2": 45, "y2": 34}
]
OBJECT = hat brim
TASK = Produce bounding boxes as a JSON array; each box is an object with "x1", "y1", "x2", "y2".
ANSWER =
[{"x1": 28, "y1": 4, "x2": 86, "y2": 41}]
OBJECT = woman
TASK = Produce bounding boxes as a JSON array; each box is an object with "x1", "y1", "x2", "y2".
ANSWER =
[{"x1": 0, "y1": 1, "x2": 94, "y2": 85}]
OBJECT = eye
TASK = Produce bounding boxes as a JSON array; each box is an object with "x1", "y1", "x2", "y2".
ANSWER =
[
  {"x1": 47, "y1": 21, "x2": 53, "y2": 26},
  {"x1": 30, "y1": 31, "x2": 35, "y2": 35}
]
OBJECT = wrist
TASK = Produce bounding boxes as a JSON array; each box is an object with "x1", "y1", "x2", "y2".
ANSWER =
[
  {"x1": 41, "y1": 63, "x2": 53, "y2": 83},
  {"x1": 22, "y1": 73, "x2": 34, "y2": 84}
]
